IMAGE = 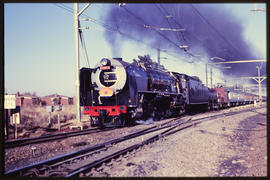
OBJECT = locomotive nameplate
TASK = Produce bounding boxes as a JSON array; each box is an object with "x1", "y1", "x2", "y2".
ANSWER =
[{"x1": 100, "y1": 66, "x2": 110, "y2": 70}]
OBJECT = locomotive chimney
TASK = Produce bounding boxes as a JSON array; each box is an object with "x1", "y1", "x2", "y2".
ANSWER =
[{"x1": 113, "y1": 58, "x2": 123, "y2": 61}]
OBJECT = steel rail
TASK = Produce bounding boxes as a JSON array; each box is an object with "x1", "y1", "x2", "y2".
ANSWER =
[
  {"x1": 5, "y1": 118, "x2": 180, "y2": 176},
  {"x1": 4, "y1": 127, "x2": 113, "y2": 149},
  {"x1": 66, "y1": 120, "x2": 201, "y2": 177},
  {"x1": 67, "y1": 105, "x2": 265, "y2": 177}
]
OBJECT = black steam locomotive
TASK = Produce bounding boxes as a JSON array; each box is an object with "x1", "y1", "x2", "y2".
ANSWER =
[{"x1": 80, "y1": 56, "x2": 218, "y2": 127}]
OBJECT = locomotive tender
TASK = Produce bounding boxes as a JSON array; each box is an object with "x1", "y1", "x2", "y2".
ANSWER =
[{"x1": 80, "y1": 57, "x2": 218, "y2": 127}]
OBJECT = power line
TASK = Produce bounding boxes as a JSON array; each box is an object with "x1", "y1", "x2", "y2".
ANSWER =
[
  {"x1": 121, "y1": 6, "x2": 187, "y2": 53},
  {"x1": 158, "y1": 4, "x2": 186, "y2": 42},
  {"x1": 190, "y1": 4, "x2": 243, "y2": 59},
  {"x1": 54, "y1": 3, "x2": 74, "y2": 14},
  {"x1": 53, "y1": 4, "x2": 116, "y2": 32},
  {"x1": 53, "y1": 4, "x2": 196, "y2": 63},
  {"x1": 159, "y1": 5, "x2": 209, "y2": 60},
  {"x1": 59, "y1": 3, "x2": 74, "y2": 12},
  {"x1": 154, "y1": 4, "x2": 183, "y2": 44},
  {"x1": 158, "y1": 4, "x2": 221, "y2": 60},
  {"x1": 119, "y1": 5, "x2": 201, "y2": 62},
  {"x1": 53, "y1": 4, "x2": 187, "y2": 61}
]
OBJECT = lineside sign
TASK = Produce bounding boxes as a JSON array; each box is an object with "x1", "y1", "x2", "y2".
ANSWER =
[{"x1": 4, "y1": 95, "x2": 16, "y2": 109}]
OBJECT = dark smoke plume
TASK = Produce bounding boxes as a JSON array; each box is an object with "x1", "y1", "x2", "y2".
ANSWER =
[{"x1": 102, "y1": 4, "x2": 265, "y2": 82}]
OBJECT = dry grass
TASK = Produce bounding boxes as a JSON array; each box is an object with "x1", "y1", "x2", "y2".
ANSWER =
[
  {"x1": 20, "y1": 105, "x2": 77, "y2": 129},
  {"x1": 8, "y1": 105, "x2": 91, "y2": 139}
]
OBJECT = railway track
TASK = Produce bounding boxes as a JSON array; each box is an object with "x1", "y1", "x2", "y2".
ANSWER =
[
  {"x1": 68, "y1": 105, "x2": 265, "y2": 177},
  {"x1": 66, "y1": 119, "x2": 199, "y2": 177},
  {"x1": 4, "y1": 127, "x2": 114, "y2": 149},
  {"x1": 4, "y1": 103, "x2": 258, "y2": 149},
  {"x1": 5, "y1": 104, "x2": 264, "y2": 177},
  {"x1": 5, "y1": 117, "x2": 182, "y2": 176}
]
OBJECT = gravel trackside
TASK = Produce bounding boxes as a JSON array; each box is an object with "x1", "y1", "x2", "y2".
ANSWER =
[{"x1": 105, "y1": 104, "x2": 267, "y2": 177}]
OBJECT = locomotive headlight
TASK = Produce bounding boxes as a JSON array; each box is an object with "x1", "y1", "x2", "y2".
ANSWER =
[{"x1": 101, "y1": 58, "x2": 109, "y2": 66}]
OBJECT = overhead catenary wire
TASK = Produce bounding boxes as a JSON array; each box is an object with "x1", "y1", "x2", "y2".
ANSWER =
[
  {"x1": 154, "y1": 4, "x2": 195, "y2": 62},
  {"x1": 58, "y1": 3, "x2": 236, "y2": 65},
  {"x1": 54, "y1": 3, "x2": 255, "y2": 65},
  {"x1": 54, "y1": 3, "x2": 116, "y2": 32},
  {"x1": 154, "y1": 3, "x2": 183, "y2": 44},
  {"x1": 119, "y1": 5, "x2": 198, "y2": 63},
  {"x1": 160, "y1": 4, "x2": 190, "y2": 44},
  {"x1": 159, "y1": 4, "x2": 223, "y2": 60},
  {"x1": 154, "y1": 5, "x2": 213, "y2": 62},
  {"x1": 54, "y1": 3, "x2": 263, "y2": 89},
  {"x1": 53, "y1": 3, "x2": 192, "y2": 63},
  {"x1": 54, "y1": 3, "x2": 222, "y2": 64},
  {"x1": 121, "y1": 6, "x2": 186, "y2": 52},
  {"x1": 190, "y1": 4, "x2": 244, "y2": 59},
  {"x1": 156, "y1": 4, "x2": 186, "y2": 43},
  {"x1": 54, "y1": 3, "x2": 74, "y2": 14}
]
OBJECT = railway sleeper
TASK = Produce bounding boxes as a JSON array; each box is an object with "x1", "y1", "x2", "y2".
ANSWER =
[
  {"x1": 43, "y1": 170, "x2": 69, "y2": 177},
  {"x1": 95, "y1": 166, "x2": 104, "y2": 172},
  {"x1": 105, "y1": 162, "x2": 113, "y2": 166},
  {"x1": 23, "y1": 168, "x2": 39, "y2": 177}
]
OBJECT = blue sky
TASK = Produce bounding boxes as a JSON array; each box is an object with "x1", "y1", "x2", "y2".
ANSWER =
[{"x1": 4, "y1": 3, "x2": 266, "y2": 97}]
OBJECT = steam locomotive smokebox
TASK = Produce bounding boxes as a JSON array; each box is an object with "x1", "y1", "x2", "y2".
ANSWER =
[{"x1": 91, "y1": 58, "x2": 127, "y2": 94}]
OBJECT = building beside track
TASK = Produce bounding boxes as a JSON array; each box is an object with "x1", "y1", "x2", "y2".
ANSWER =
[
  {"x1": 13, "y1": 92, "x2": 74, "y2": 106},
  {"x1": 40, "y1": 94, "x2": 74, "y2": 106},
  {"x1": 15, "y1": 92, "x2": 40, "y2": 107}
]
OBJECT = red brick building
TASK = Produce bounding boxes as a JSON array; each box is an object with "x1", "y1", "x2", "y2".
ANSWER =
[
  {"x1": 41, "y1": 94, "x2": 73, "y2": 106},
  {"x1": 15, "y1": 92, "x2": 40, "y2": 107}
]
